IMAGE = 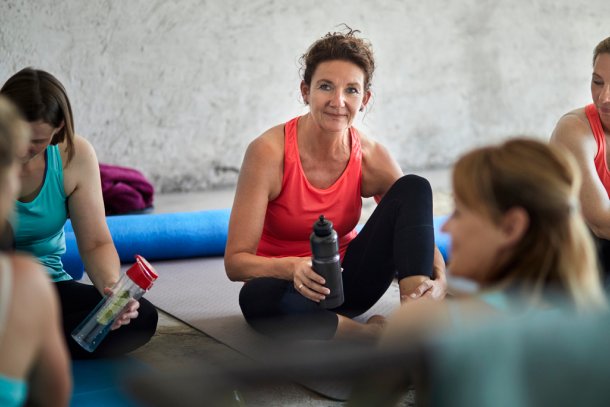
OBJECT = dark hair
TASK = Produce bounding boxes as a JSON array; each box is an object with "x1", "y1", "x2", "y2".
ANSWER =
[
  {"x1": 0, "y1": 67, "x2": 75, "y2": 164},
  {"x1": 300, "y1": 25, "x2": 375, "y2": 91},
  {"x1": 593, "y1": 37, "x2": 610, "y2": 66}
]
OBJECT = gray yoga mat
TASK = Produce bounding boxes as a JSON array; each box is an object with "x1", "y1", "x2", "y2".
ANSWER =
[{"x1": 144, "y1": 257, "x2": 401, "y2": 401}]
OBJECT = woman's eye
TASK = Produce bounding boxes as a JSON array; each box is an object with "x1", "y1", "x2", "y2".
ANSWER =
[
  {"x1": 592, "y1": 80, "x2": 604, "y2": 86},
  {"x1": 318, "y1": 83, "x2": 331, "y2": 91},
  {"x1": 346, "y1": 87, "x2": 360, "y2": 94}
]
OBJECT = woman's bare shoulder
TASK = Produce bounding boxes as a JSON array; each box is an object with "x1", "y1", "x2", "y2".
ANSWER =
[
  {"x1": 59, "y1": 135, "x2": 98, "y2": 176},
  {"x1": 9, "y1": 254, "x2": 54, "y2": 305},
  {"x1": 553, "y1": 107, "x2": 591, "y2": 138},
  {"x1": 551, "y1": 107, "x2": 596, "y2": 154},
  {"x1": 244, "y1": 124, "x2": 285, "y2": 163}
]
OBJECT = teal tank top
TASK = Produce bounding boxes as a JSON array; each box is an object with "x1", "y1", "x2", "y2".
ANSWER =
[
  {"x1": 0, "y1": 255, "x2": 28, "y2": 406},
  {"x1": 13, "y1": 145, "x2": 70, "y2": 282},
  {"x1": 0, "y1": 375, "x2": 27, "y2": 407}
]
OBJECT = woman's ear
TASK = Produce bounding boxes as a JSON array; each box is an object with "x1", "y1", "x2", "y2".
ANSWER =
[
  {"x1": 500, "y1": 207, "x2": 529, "y2": 247},
  {"x1": 362, "y1": 89, "x2": 371, "y2": 108},
  {"x1": 300, "y1": 80, "x2": 309, "y2": 105}
]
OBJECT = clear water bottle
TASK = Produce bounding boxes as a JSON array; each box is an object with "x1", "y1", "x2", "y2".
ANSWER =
[
  {"x1": 71, "y1": 255, "x2": 158, "y2": 352},
  {"x1": 310, "y1": 215, "x2": 344, "y2": 309}
]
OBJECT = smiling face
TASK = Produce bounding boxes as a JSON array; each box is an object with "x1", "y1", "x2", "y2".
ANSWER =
[
  {"x1": 301, "y1": 60, "x2": 370, "y2": 134},
  {"x1": 591, "y1": 53, "x2": 610, "y2": 126}
]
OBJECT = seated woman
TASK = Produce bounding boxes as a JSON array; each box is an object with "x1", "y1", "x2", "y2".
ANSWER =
[
  {"x1": 225, "y1": 27, "x2": 447, "y2": 341},
  {"x1": 550, "y1": 36, "x2": 610, "y2": 281},
  {"x1": 0, "y1": 68, "x2": 158, "y2": 359},
  {"x1": 0, "y1": 96, "x2": 71, "y2": 407},
  {"x1": 384, "y1": 138, "x2": 607, "y2": 346}
]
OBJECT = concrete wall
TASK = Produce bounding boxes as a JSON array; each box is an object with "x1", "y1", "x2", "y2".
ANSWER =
[{"x1": 1, "y1": 0, "x2": 609, "y2": 191}]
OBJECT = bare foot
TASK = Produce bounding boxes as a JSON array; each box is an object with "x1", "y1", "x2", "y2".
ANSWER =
[
  {"x1": 335, "y1": 315, "x2": 386, "y2": 341},
  {"x1": 366, "y1": 314, "x2": 387, "y2": 327},
  {"x1": 366, "y1": 314, "x2": 387, "y2": 336}
]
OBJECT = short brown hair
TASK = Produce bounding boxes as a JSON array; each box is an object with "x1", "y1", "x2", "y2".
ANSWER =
[
  {"x1": 0, "y1": 68, "x2": 75, "y2": 164},
  {"x1": 300, "y1": 25, "x2": 375, "y2": 91},
  {"x1": 593, "y1": 37, "x2": 610, "y2": 66}
]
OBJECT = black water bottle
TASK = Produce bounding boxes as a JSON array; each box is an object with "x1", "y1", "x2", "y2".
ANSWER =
[{"x1": 310, "y1": 215, "x2": 344, "y2": 309}]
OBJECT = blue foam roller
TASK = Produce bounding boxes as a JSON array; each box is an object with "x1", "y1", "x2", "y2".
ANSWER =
[
  {"x1": 61, "y1": 209, "x2": 451, "y2": 280},
  {"x1": 61, "y1": 209, "x2": 231, "y2": 279},
  {"x1": 433, "y1": 215, "x2": 451, "y2": 262},
  {"x1": 63, "y1": 231, "x2": 84, "y2": 280}
]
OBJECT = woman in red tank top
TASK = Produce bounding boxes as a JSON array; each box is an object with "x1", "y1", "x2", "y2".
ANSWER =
[
  {"x1": 550, "y1": 36, "x2": 610, "y2": 281},
  {"x1": 225, "y1": 27, "x2": 447, "y2": 341}
]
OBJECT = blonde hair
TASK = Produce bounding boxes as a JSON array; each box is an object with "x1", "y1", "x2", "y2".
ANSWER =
[
  {"x1": 453, "y1": 138, "x2": 607, "y2": 312},
  {"x1": 0, "y1": 96, "x2": 29, "y2": 172}
]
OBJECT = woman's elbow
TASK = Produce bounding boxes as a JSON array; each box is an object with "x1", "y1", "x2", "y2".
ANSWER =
[{"x1": 224, "y1": 255, "x2": 244, "y2": 282}]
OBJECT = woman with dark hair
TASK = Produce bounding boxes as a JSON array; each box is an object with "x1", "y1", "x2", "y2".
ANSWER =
[
  {"x1": 225, "y1": 28, "x2": 447, "y2": 340},
  {"x1": 0, "y1": 68, "x2": 158, "y2": 359}
]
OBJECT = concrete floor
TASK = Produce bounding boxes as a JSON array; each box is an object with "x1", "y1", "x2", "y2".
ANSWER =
[{"x1": 128, "y1": 169, "x2": 452, "y2": 407}]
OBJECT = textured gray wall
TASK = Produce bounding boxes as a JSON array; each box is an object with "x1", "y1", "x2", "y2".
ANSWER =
[{"x1": 1, "y1": 0, "x2": 609, "y2": 191}]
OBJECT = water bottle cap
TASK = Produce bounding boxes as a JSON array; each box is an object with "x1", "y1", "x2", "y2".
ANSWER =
[
  {"x1": 126, "y1": 255, "x2": 158, "y2": 290},
  {"x1": 313, "y1": 215, "x2": 333, "y2": 237}
]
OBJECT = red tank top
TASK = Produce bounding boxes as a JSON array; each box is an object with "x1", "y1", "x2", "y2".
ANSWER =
[
  {"x1": 586, "y1": 104, "x2": 610, "y2": 198},
  {"x1": 256, "y1": 117, "x2": 362, "y2": 259}
]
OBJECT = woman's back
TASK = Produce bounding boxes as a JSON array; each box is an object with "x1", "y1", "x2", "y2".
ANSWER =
[{"x1": 0, "y1": 253, "x2": 71, "y2": 406}]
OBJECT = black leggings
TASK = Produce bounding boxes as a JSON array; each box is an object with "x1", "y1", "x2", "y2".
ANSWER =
[
  {"x1": 55, "y1": 280, "x2": 158, "y2": 359},
  {"x1": 239, "y1": 175, "x2": 435, "y2": 340}
]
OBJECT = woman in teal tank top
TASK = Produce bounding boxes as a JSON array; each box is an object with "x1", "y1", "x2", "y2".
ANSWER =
[
  {"x1": 0, "y1": 96, "x2": 71, "y2": 406},
  {"x1": 384, "y1": 139, "x2": 607, "y2": 344},
  {"x1": 1, "y1": 68, "x2": 158, "y2": 359}
]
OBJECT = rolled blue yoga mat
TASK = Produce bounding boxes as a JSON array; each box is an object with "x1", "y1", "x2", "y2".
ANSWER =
[
  {"x1": 434, "y1": 215, "x2": 451, "y2": 261},
  {"x1": 62, "y1": 209, "x2": 231, "y2": 279},
  {"x1": 62, "y1": 210, "x2": 451, "y2": 280}
]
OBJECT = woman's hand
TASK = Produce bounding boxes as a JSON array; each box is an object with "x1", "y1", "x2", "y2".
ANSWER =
[
  {"x1": 400, "y1": 247, "x2": 447, "y2": 302},
  {"x1": 103, "y1": 287, "x2": 141, "y2": 330},
  {"x1": 292, "y1": 258, "x2": 330, "y2": 302}
]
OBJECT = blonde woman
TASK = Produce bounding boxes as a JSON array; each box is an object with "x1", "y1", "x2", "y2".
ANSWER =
[
  {"x1": 384, "y1": 138, "x2": 607, "y2": 344},
  {"x1": 0, "y1": 96, "x2": 71, "y2": 407}
]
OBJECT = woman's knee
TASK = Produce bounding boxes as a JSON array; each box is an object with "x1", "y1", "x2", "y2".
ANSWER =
[
  {"x1": 137, "y1": 298, "x2": 159, "y2": 334},
  {"x1": 383, "y1": 175, "x2": 433, "y2": 212},
  {"x1": 393, "y1": 174, "x2": 432, "y2": 197},
  {"x1": 239, "y1": 277, "x2": 288, "y2": 321}
]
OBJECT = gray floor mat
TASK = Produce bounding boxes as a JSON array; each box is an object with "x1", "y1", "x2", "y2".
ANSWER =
[{"x1": 144, "y1": 257, "x2": 400, "y2": 401}]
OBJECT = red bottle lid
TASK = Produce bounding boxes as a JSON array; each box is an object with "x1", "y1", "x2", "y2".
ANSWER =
[{"x1": 126, "y1": 255, "x2": 158, "y2": 290}]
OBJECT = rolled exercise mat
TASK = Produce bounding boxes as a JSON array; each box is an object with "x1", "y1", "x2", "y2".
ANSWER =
[
  {"x1": 62, "y1": 210, "x2": 451, "y2": 280},
  {"x1": 63, "y1": 231, "x2": 84, "y2": 280},
  {"x1": 433, "y1": 215, "x2": 451, "y2": 262},
  {"x1": 61, "y1": 209, "x2": 231, "y2": 279}
]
